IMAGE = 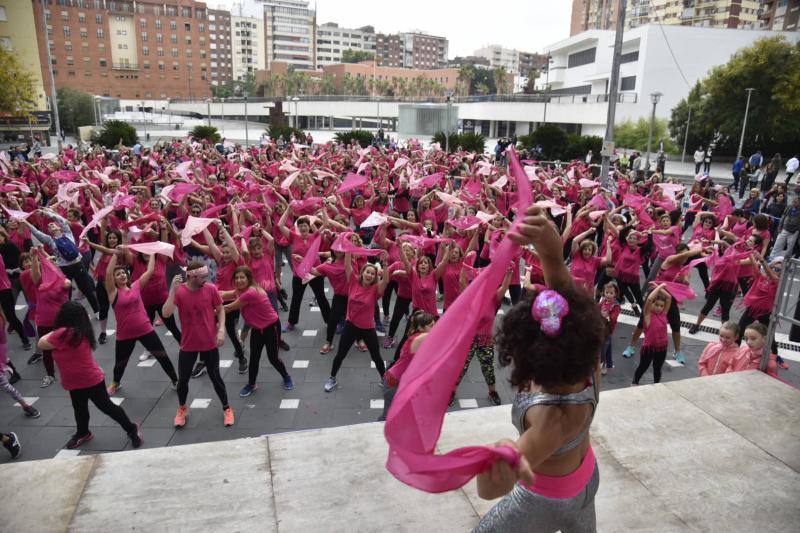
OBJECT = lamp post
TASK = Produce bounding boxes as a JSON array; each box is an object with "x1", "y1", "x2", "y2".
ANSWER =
[
  {"x1": 206, "y1": 98, "x2": 211, "y2": 126},
  {"x1": 644, "y1": 91, "x2": 662, "y2": 172},
  {"x1": 221, "y1": 98, "x2": 225, "y2": 135},
  {"x1": 40, "y1": 5, "x2": 62, "y2": 150},
  {"x1": 95, "y1": 96, "x2": 102, "y2": 127},
  {"x1": 542, "y1": 52, "x2": 553, "y2": 125},
  {"x1": 292, "y1": 96, "x2": 300, "y2": 129},
  {"x1": 92, "y1": 96, "x2": 98, "y2": 127},
  {"x1": 680, "y1": 103, "x2": 692, "y2": 163},
  {"x1": 599, "y1": 0, "x2": 627, "y2": 188},
  {"x1": 736, "y1": 88, "x2": 755, "y2": 160},
  {"x1": 141, "y1": 101, "x2": 147, "y2": 143},
  {"x1": 445, "y1": 90, "x2": 453, "y2": 153},
  {"x1": 244, "y1": 94, "x2": 249, "y2": 146}
]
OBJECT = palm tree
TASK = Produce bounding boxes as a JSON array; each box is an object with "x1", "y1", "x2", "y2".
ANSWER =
[
  {"x1": 458, "y1": 64, "x2": 476, "y2": 96},
  {"x1": 320, "y1": 73, "x2": 336, "y2": 96},
  {"x1": 492, "y1": 67, "x2": 508, "y2": 95}
]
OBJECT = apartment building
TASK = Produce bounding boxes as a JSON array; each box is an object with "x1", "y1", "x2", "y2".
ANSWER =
[
  {"x1": 376, "y1": 31, "x2": 448, "y2": 69},
  {"x1": 32, "y1": 0, "x2": 213, "y2": 100},
  {"x1": 758, "y1": 0, "x2": 799, "y2": 29},
  {"x1": 316, "y1": 22, "x2": 376, "y2": 65},
  {"x1": 258, "y1": 0, "x2": 315, "y2": 70},
  {"x1": 209, "y1": 8, "x2": 233, "y2": 89},
  {"x1": 231, "y1": 14, "x2": 265, "y2": 82},
  {"x1": 472, "y1": 45, "x2": 548, "y2": 75}
]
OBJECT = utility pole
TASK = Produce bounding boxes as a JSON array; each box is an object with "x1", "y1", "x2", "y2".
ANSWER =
[
  {"x1": 40, "y1": 4, "x2": 62, "y2": 150},
  {"x1": 736, "y1": 88, "x2": 755, "y2": 160},
  {"x1": 644, "y1": 92, "x2": 662, "y2": 172},
  {"x1": 542, "y1": 52, "x2": 552, "y2": 125},
  {"x1": 599, "y1": 0, "x2": 627, "y2": 188},
  {"x1": 445, "y1": 92, "x2": 452, "y2": 153},
  {"x1": 244, "y1": 94, "x2": 249, "y2": 146},
  {"x1": 680, "y1": 104, "x2": 692, "y2": 163},
  {"x1": 206, "y1": 99, "x2": 211, "y2": 126}
]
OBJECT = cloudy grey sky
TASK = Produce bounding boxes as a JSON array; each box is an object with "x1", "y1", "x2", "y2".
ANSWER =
[{"x1": 210, "y1": 0, "x2": 572, "y2": 57}]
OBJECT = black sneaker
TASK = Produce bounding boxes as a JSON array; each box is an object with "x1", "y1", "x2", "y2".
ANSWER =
[
  {"x1": 9, "y1": 371, "x2": 21, "y2": 385},
  {"x1": 66, "y1": 432, "x2": 93, "y2": 449},
  {"x1": 280, "y1": 301, "x2": 288, "y2": 312},
  {"x1": 98, "y1": 332, "x2": 107, "y2": 345},
  {"x1": 488, "y1": 391, "x2": 502, "y2": 406},
  {"x1": 27, "y1": 352, "x2": 43, "y2": 365},
  {"x1": 128, "y1": 423, "x2": 143, "y2": 449},
  {"x1": 3, "y1": 432, "x2": 21, "y2": 459},
  {"x1": 191, "y1": 362, "x2": 206, "y2": 378},
  {"x1": 237, "y1": 356, "x2": 248, "y2": 374},
  {"x1": 279, "y1": 288, "x2": 288, "y2": 300},
  {"x1": 22, "y1": 340, "x2": 32, "y2": 351},
  {"x1": 688, "y1": 324, "x2": 700, "y2": 335},
  {"x1": 279, "y1": 340, "x2": 290, "y2": 351},
  {"x1": 23, "y1": 405, "x2": 40, "y2": 418}
]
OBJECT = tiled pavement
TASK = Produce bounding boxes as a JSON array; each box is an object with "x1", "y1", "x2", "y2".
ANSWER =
[{"x1": 2, "y1": 268, "x2": 798, "y2": 464}]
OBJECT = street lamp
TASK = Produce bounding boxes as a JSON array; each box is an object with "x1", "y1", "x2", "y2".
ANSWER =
[
  {"x1": 221, "y1": 98, "x2": 225, "y2": 135},
  {"x1": 680, "y1": 103, "x2": 692, "y2": 163},
  {"x1": 644, "y1": 91, "x2": 663, "y2": 172},
  {"x1": 141, "y1": 101, "x2": 147, "y2": 144},
  {"x1": 291, "y1": 96, "x2": 300, "y2": 129},
  {"x1": 244, "y1": 93, "x2": 249, "y2": 146},
  {"x1": 206, "y1": 98, "x2": 211, "y2": 126},
  {"x1": 445, "y1": 90, "x2": 454, "y2": 153},
  {"x1": 542, "y1": 52, "x2": 553, "y2": 125},
  {"x1": 736, "y1": 88, "x2": 755, "y2": 160}
]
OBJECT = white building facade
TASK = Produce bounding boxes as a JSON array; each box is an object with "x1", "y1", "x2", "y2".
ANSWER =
[
  {"x1": 316, "y1": 23, "x2": 376, "y2": 66},
  {"x1": 231, "y1": 15, "x2": 266, "y2": 81},
  {"x1": 258, "y1": 0, "x2": 316, "y2": 70},
  {"x1": 473, "y1": 44, "x2": 521, "y2": 74},
  {"x1": 534, "y1": 24, "x2": 799, "y2": 136}
]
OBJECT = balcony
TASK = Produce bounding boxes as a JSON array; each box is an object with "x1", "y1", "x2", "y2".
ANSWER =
[{"x1": 112, "y1": 63, "x2": 139, "y2": 70}]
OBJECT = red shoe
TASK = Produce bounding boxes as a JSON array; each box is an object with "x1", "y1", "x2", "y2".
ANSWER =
[
  {"x1": 174, "y1": 406, "x2": 188, "y2": 428},
  {"x1": 223, "y1": 407, "x2": 235, "y2": 427}
]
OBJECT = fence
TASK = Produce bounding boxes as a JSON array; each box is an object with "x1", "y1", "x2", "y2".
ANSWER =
[{"x1": 764, "y1": 257, "x2": 800, "y2": 370}]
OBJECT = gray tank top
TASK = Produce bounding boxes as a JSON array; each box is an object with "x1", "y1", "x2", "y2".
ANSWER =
[{"x1": 511, "y1": 378, "x2": 598, "y2": 456}]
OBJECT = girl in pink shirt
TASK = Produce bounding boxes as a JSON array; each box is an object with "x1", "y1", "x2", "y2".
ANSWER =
[
  {"x1": 104, "y1": 250, "x2": 178, "y2": 395},
  {"x1": 31, "y1": 251, "x2": 71, "y2": 388},
  {"x1": 39, "y1": 301, "x2": 142, "y2": 450},
  {"x1": 737, "y1": 254, "x2": 781, "y2": 359},
  {"x1": 698, "y1": 322, "x2": 740, "y2": 376},
  {"x1": 633, "y1": 284, "x2": 671, "y2": 385},
  {"x1": 384, "y1": 242, "x2": 416, "y2": 348},
  {"x1": 310, "y1": 250, "x2": 348, "y2": 354},
  {"x1": 733, "y1": 323, "x2": 778, "y2": 377},
  {"x1": 379, "y1": 310, "x2": 435, "y2": 421},
  {"x1": 569, "y1": 228, "x2": 611, "y2": 294},
  {"x1": 222, "y1": 266, "x2": 293, "y2": 398},
  {"x1": 324, "y1": 254, "x2": 390, "y2": 392},
  {"x1": 598, "y1": 281, "x2": 621, "y2": 374}
]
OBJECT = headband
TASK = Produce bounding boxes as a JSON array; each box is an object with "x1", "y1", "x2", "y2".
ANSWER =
[
  {"x1": 188, "y1": 265, "x2": 209, "y2": 278},
  {"x1": 531, "y1": 290, "x2": 570, "y2": 337}
]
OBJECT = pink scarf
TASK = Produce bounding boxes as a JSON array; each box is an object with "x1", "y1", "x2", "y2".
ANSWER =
[
  {"x1": 295, "y1": 234, "x2": 322, "y2": 279},
  {"x1": 127, "y1": 241, "x2": 175, "y2": 259},
  {"x1": 337, "y1": 172, "x2": 368, "y2": 194},
  {"x1": 384, "y1": 147, "x2": 531, "y2": 492}
]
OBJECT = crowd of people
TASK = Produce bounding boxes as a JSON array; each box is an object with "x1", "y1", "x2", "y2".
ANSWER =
[{"x1": 0, "y1": 134, "x2": 794, "y2": 479}]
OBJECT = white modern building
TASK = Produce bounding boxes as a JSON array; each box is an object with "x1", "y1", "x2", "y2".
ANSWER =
[
  {"x1": 316, "y1": 22, "x2": 377, "y2": 66},
  {"x1": 534, "y1": 24, "x2": 799, "y2": 136},
  {"x1": 473, "y1": 44, "x2": 521, "y2": 73},
  {"x1": 257, "y1": 0, "x2": 316, "y2": 70},
  {"x1": 231, "y1": 14, "x2": 266, "y2": 81}
]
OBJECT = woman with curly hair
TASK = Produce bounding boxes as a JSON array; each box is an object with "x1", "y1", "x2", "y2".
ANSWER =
[{"x1": 474, "y1": 205, "x2": 606, "y2": 533}]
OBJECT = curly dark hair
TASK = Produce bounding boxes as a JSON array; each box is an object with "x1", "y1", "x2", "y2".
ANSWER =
[
  {"x1": 53, "y1": 301, "x2": 97, "y2": 350},
  {"x1": 497, "y1": 284, "x2": 605, "y2": 389}
]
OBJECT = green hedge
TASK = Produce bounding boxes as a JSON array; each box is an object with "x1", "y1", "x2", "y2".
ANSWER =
[
  {"x1": 432, "y1": 131, "x2": 486, "y2": 154},
  {"x1": 518, "y1": 125, "x2": 602, "y2": 162},
  {"x1": 91, "y1": 120, "x2": 138, "y2": 148},
  {"x1": 267, "y1": 124, "x2": 305, "y2": 142},
  {"x1": 334, "y1": 129, "x2": 374, "y2": 147},
  {"x1": 189, "y1": 125, "x2": 221, "y2": 143}
]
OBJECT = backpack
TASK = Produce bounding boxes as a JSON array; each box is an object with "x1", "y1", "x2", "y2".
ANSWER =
[{"x1": 54, "y1": 235, "x2": 80, "y2": 262}]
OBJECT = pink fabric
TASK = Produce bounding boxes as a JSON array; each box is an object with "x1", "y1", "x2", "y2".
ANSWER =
[
  {"x1": 337, "y1": 172, "x2": 369, "y2": 193},
  {"x1": 168, "y1": 182, "x2": 200, "y2": 202},
  {"x1": 79, "y1": 206, "x2": 116, "y2": 239},
  {"x1": 49, "y1": 329, "x2": 105, "y2": 391},
  {"x1": 410, "y1": 172, "x2": 443, "y2": 191},
  {"x1": 113, "y1": 194, "x2": 137, "y2": 210},
  {"x1": 2, "y1": 206, "x2": 33, "y2": 220},
  {"x1": 173, "y1": 283, "x2": 223, "y2": 352},
  {"x1": 346, "y1": 273, "x2": 379, "y2": 329},
  {"x1": 35, "y1": 249, "x2": 66, "y2": 292},
  {"x1": 448, "y1": 216, "x2": 481, "y2": 231},
  {"x1": 523, "y1": 445, "x2": 596, "y2": 499},
  {"x1": 119, "y1": 212, "x2": 160, "y2": 230},
  {"x1": 127, "y1": 241, "x2": 175, "y2": 259},
  {"x1": 383, "y1": 147, "x2": 530, "y2": 493},
  {"x1": 331, "y1": 232, "x2": 385, "y2": 257},
  {"x1": 295, "y1": 234, "x2": 322, "y2": 280},
  {"x1": 660, "y1": 281, "x2": 696, "y2": 303},
  {"x1": 238, "y1": 287, "x2": 279, "y2": 329},
  {"x1": 114, "y1": 281, "x2": 155, "y2": 340},
  {"x1": 180, "y1": 216, "x2": 215, "y2": 246},
  {"x1": 698, "y1": 342, "x2": 739, "y2": 376}
]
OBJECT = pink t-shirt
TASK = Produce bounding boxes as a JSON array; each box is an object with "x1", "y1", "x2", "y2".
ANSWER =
[
  {"x1": 247, "y1": 254, "x2": 276, "y2": 294},
  {"x1": 643, "y1": 311, "x2": 668, "y2": 349},
  {"x1": 411, "y1": 267, "x2": 438, "y2": 317},
  {"x1": 386, "y1": 332, "x2": 420, "y2": 385},
  {"x1": 216, "y1": 257, "x2": 243, "y2": 296},
  {"x1": 289, "y1": 230, "x2": 314, "y2": 273},
  {"x1": 0, "y1": 255, "x2": 11, "y2": 291},
  {"x1": 346, "y1": 273, "x2": 379, "y2": 329},
  {"x1": 238, "y1": 286, "x2": 278, "y2": 329},
  {"x1": 113, "y1": 280, "x2": 154, "y2": 341},
  {"x1": 389, "y1": 261, "x2": 412, "y2": 299},
  {"x1": 133, "y1": 256, "x2": 168, "y2": 306},
  {"x1": 440, "y1": 261, "x2": 463, "y2": 310},
  {"x1": 174, "y1": 283, "x2": 223, "y2": 352},
  {"x1": 743, "y1": 273, "x2": 777, "y2": 316},
  {"x1": 571, "y1": 252, "x2": 601, "y2": 293},
  {"x1": 49, "y1": 328, "x2": 105, "y2": 390},
  {"x1": 316, "y1": 260, "x2": 347, "y2": 295},
  {"x1": 36, "y1": 283, "x2": 69, "y2": 328}
]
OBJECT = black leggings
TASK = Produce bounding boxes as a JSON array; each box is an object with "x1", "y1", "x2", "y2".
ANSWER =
[
  {"x1": 388, "y1": 296, "x2": 412, "y2": 338},
  {"x1": 0, "y1": 289, "x2": 27, "y2": 344},
  {"x1": 225, "y1": 308, "x2": 245, "y2": 359},
  {"x1": 177, "y1": 348, "x2": 228, "y2": 408},
  {"x1": 700, "y1": 287, "x2": 736, "y2": 322},
  {"x1": 737, "y1": 311, "x2": 779, "y2": 354},
  {"x1": 96, "y1": 280, "x2": 110, "y2": 322},
  {"x1": 509, "y1": 284, "x2": 522, "y2": 305},
  {"x1": 695, "y1": 263, "x2": 710, "y2": 290},
  {"x1": 288, "y1": 275, "x2": 331, "y2": 325},
  {"x1": 330, "y1": 321, "x2": 384, "y2": 378},
  {"x1": 382, "y1": 281, "x2": 397, "y2": 318},
  {"x1": 327, "y1": 294, "x2": 348, "y2": 343},
  {"x1": 114, "y1": 330, "x2": 177, "y2": 384},
  {"x1": 618, "y1": 280, "x2": 644, "y2": 308},
  {"x1": 145, "y1": 303, "x2": 182, "y2": 343},
  {"x1": 60, "y1": 261, "x2": 100, "y2": 314},
  {"x1": 249, "y1": 322, "x2": 288, "y2": 386},
  {"x1": 40, "y1": 325, "x2": 55, "y2": 376},
  {"x1": 633, "y1": 347, "x2": 667, "y2": 384},
  {"x1": 70, "y1": 380, "x2": 137, "y2": 437}
]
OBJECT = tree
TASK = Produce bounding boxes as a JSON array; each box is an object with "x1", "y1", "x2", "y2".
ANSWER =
[
  {"x1": 492, "y1": 67, "x2": 509, "y2": 95},
  {"x1": 518, "y1": 125, "x2": 568, "y2": 160},
  {"x1": 57, "y1": 88, "x2": 95, "y2": 135},
  {"x1": 189, "y1": 125, "x2": 221, "y2": 143},
  {"x1": 0, "y1": 46, "x2": 37, "y2": 117},
  {"x1": 616, "y1": 117, "x2": 675, "y2": 153},
  {"x1": 92, "y1": 120, "x2": 138, "y2": 148},
  {"x1": 457, "y1": 64, "x2": 476, "y2": 96},
  {"x1": 472, "y1": 68, "x2": 496, "y2": 95},
  {"x1": 668, "y1": 37, "x2": 800, "y2": 157},
  {"x1": 341, "y1": 49, "x2": 375, "y2": 64},
  {"x1": 522, "y1": 68, "x2": 540, "y2": 94}
]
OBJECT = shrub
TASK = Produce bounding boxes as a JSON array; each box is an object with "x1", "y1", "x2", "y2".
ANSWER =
[
  {"x1": 91, "y1": 119, "x2": 138, "y2": 148},
  {"x1": 267, "y1": 124, "x2": 305, "y2": 142},
  {"x1": 563, "y1": 134, "x2": 603, "y2": 162},
  {"x1": 432, "y1": 131, "x2": 486, "y2": 154},
  {"x1": 517, "y1": 125, "x2": 569, "y2": 160},
  {"x1": 189, "y1": 124, "x2": 221, "y2": 143},
  {"x1": 334, "y1": 129, "x2": 374, "y2": 147}
]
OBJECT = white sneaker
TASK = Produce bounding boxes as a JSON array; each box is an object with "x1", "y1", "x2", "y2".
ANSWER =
[
  {"x1": 40, "y1": 375, "x2": 55, "y2": 388},
  {"x1": 139, "y1": 352, "x2": 151, "y2": 362}
]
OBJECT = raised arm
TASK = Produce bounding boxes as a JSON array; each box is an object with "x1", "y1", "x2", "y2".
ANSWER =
[
  {"x1": 138, "y1": 252, "x2": 157, "y2": 289},
  {"x1": 510, "y1": 205, "x2": 572, "y2": 291}
]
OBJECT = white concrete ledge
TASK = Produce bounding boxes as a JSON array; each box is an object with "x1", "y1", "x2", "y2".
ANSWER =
[{"x1": 1, "y1": 371, "x2": 798, "y2": 532}]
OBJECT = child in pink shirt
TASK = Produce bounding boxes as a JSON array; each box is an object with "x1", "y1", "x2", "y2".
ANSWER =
[
  {"x1": 598, "y1": 281, "x2": 621, "y2": 374},
  {"x1": 633, "y1": 283, "x2": 671, "y2": 385},
  {"x1": 698, "y1": 322, "x2": 740, "y2": 376},
  {"x1": 733, "y1": 323, "x2": 778, "y2": 377}
]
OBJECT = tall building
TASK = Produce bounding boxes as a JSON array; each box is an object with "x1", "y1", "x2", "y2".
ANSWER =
[
  {"x1": 570, "y1": 0, "x2": 763, "y2": 34},
  {"x1": 208, "y1": 8, "x2": 233, "y2": 89},
  {"x1": 316, "y1": 22, "x2": 376, "y2": 65},
  {"x1": 231, "y1": 14, "x2": 265, "y2": 82},
  {"x1": 376, "y1": 31, "x2": 448, "y2": 69},
  {"x1": 258, "y1": 0, "x2": 315, "y2": 71},
  {"x1": 759, "y1": 0, "x2": 800, "y2": 30},
  {"x1": 0, "y1": 1, "x2": 50, "y2": 141},
  {"x1": 519, "y1": 51, "x2": 549, "y2": 76},
  {"x1": 32, "y1": 0, "x2": 214, "y2": 100},
  {"x1": 472, "y1": 45, "x2": 548, "y2": 75}
]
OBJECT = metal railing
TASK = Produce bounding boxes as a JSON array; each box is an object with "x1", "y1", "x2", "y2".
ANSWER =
[
  {"x1": 764, "y1": 257, "x2": 800, "y2": 371},
  {"x1": 168, "y1": 93, "x2": 639, "y2": 105}
]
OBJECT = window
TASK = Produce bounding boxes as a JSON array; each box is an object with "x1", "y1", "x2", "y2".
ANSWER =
[
  {"x1": 199, "y1": 23, "x2": 205, "y2": 33},
  {"x1": 118, "y1": 43, "x2": 128, "y2": 49},
  {"x1": 170, "y1": 20, "x2": 177, "y2": 30},
  {"x1": 185, "y1": 36, "x2": 192, "y2": 45},
  {"x1": 156, "y1": 33, "x2": 163, "y2": 43},
  {"x1": 99, "y1": 58, "x2": 107, "y2": 67},
  {"x1": 140, "y1": 18, "x2": 147, "y2": 28},
  {"x1": 157, "y1": 48, "x2": 164, "y2": 56},
  {"x1": 61, "y1": 11, "x2": 68, "y2": 21},
  {"x1": 620, "y1": 51, "x2": 639, "y2": 64},
  {"x1": 78, "y1": 13, "x2": 86, "y2": 23},
  {"x1": 80, "y1": 28, "x2": 88, "y2": 37},
  {"x1": 155, "y1": 19, "x2": 162, "y2": 29},
  {"x1": 97, "y1": 28, "x2": 104, "y2": 38},
  {"x1": 620, "y1": 75, "x2": 636, "y2": 91},
  {"x1": 143, "y1": 46, "x2": 149, "y2": 55},
  {"x1": 66, "y1": 56, "x2": 74, "y2": 65},
  {"x1": 172, "y1": 62, "x2": 179, "y2": 70},
  {"x1": 95, "y1": 14, "x2": 102, "y2": 24},
  {"x1": 141, "y1": 31, "x2": 148, "y2": 41},
  {"x1": 143, "y1": 61, "x2": 150, "y2": 69},
  {"x1": 182, "y1": 7, "x2": 191, "y2": 17},
  {"x1": 184, "y1": 23, "x2": 191, "y2": 31},
  {"x1": 567, "y1": 47, "x2": 596, "y2": 68},
  {"x1": 171, "y1": 48, "x2": 178, "y2": 57},
  {"x1": 65, "y1": 43, "x2": 73, "y2": 52},
  {"x1": 158, "y1": 62, "x2": 165, "y2": 70},
  {"x1": 116, "y1": 29, "x2": 127, "y2": 36},
  {"x1": 63, "y1": 26, "x2": 71, "y2": 37},
  {"x1": 170, "y1": 34, "x2": 177, "y2": 43}
]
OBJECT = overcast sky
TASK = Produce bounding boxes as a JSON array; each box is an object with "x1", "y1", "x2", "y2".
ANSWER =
[{"x1": 211, "y1": 0, "x2": 572, "y2": 57}]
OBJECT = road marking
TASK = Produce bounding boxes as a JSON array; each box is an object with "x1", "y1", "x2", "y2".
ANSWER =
[
  {"x1": 280, "y1": 399, "x2": 300, "y2": 409},
  {"x1": 110, "y1": 397, "x2": 125, "y2": 406},
  {"x1": 292, "y1": 360, "x2": 309, "y2": 368},
  {"x1": 137, "y1": 358, "x2": 157, "y2": 367},
  {"x1": 190, "y1": 398, "x2": 211, "y2": 409},
  {"x1": 458, "y1": 399, "x2": 478, "y2": 409},
  {"x1": 219, "y1": 359, "x2": 233, "y2": 368},
  {"x1": 310, "y1": 307, "x2": 320, "y2": 313},
  {"x1": 13, "y1": 396, "x2": 39, "y2": 407},
  {"x1": 370, "y1": 360, "x2": 387, "y2": 369},
  {"x1": 302, "y1": 329, "x2": 318, "y2": 337},
  {"x1": 370, "y1": 399, "x2": 384, "y2": 409},
  {"x1": 54, "y1": 449, "x2": 81, "y2": 459}
]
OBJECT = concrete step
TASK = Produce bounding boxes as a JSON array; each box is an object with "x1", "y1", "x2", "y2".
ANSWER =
[{"x1": 0, "y1": 371, "x2": 798, "y2": 532}]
